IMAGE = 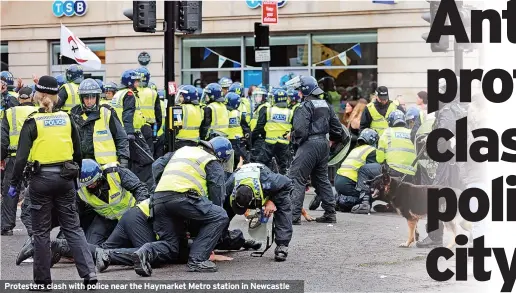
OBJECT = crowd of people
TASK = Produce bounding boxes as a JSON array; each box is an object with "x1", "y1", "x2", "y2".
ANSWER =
[{"x1": 0, "y1": 65, "x2": 484, "y2": 289}]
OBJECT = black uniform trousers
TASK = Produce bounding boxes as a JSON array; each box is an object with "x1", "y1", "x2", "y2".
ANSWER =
[
  {"x1": 1, "y1": 157, "x2": 17, "y2": 231},
  {"x1": 141, "y1": 124, "x2": 155, "y2": 157},
  {"x1": 255, "y1": 142, "x2": 290, "y2": 175},
  {"x1": 230, "y1": 139, "x2": 250, "y2": 170},
  {"x1": 334, "y1": 175, "x2": 360, "y2": 212},
  {"x1": 84, "y1": 215, "x2": 118, "y2": 246},
  {"x1": 129, "y1": 132, "x2": 155, "y2": 191},
  {"x1": 288, "y1": 138, "x2": 336, "y2": 219},
  {"x1": 152, "y1": 192, "x2": 228, "y2": 264},
  {"x1": 29, "y1": 171, "x2": 94, "y2": 283}
]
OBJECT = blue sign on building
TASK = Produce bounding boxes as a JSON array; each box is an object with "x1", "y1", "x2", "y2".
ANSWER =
[
  {"x1": 53, "y1": 0, "x2": 88, "y2": 17},
  {"x1": 246, "y1": 0, "x2": 287, "y2": 9}
]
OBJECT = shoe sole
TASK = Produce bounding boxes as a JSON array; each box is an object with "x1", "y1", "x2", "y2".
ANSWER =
[
  {"x1": 132, "y1": 253, "x2": 152, "y2": 277},
  {"x1": 274, "y1": 255, "x2": 287, "y2": 262},
  {"x1": 187, "y1": 265, "x2": 218, "y2": 273}
]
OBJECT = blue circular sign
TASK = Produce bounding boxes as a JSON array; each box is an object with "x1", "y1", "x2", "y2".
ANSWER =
[
  {"x1": 278, "y1": 0, "x2": 287, "y2": 8},
  {"x1": 52, "y1": 0, "x2": 64, "y2": 17},
  {"x1": 246, "y1": 0, "x2": 261, "y2": 9},
  {"x1": 74, "y1": 0, "x2": 87, "y2": 16},
  {"x1": 63, "y1": 0, "x2": 75, "y2": 16}
]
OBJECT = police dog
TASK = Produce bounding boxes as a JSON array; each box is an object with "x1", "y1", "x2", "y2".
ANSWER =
[{"x1": 367, "y1": 164, "x2": 462, "y2": 249}]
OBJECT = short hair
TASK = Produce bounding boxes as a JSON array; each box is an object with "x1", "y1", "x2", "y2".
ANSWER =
[{"x1": 417, "y1": 91, "x2": 428, "y2": 105}]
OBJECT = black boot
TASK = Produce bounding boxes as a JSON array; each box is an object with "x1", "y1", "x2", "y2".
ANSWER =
[
  {"x1": 95, "y1": 248, "x2": 111, "y2": 273},
  {"x1": 416, "y1": 223, "x2": 444, "y2": 248},
  {"x1": 315, "y1": 212, "x2": 336, "y2": 223},
  {"x1": 187, "y1": 260, "x2": 218, "y2": 272},
  {"x1": 243, "y1": 239, "x2": 262, "y2": 250},
  {"x1": 351, "y1": 193, "x2": 371, "y2": 215},
  {"x1": 274, "y1": 245, "x2": 288, "y2": 262},
  {"x1": 132, "y1": 243, "x2": 153, "y2": 277},
  {"x1": 16, "y1": 236, "x2": 34, "y2": 265},
  {"x1": 1, "y1": 229, "x2": 13, "y2": 236},
  {"x1": 292, "y1": 216, "x2": 301, "y2": 225},
  {"x1": 83, "y1": 273, "x2": 98, "y2": 290},
  {"x1": 308, "y1": 196, "x2": 321, "y2": 211}
]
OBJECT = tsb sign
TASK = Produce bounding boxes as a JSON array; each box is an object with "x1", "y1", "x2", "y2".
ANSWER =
[
  {"x1": 53, "y1": 0, "x2": 88, "y2": 17},
  {"x1": 246, "y1": 0, "x2": 287, "y2": 9}
]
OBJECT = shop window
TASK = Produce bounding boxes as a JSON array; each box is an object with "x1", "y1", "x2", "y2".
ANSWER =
[
  {"x1": 245, "y1": 35, "x2": 308, "y2": 67},
  {"x1": 1, "y1": 42, "x2": 8, "y2": 71},
  {"x1": 182, "y1": 71, "x2": 242, "y2": 88},
  {"x1": 312, "y1": 33, "x2": 377, "y2": 67},
  {"x1": 182, "y1": 38, "x2": 241, "y2": 70}
]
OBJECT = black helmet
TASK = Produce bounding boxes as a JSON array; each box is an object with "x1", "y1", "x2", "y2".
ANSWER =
[
  {"x1": 357, "y1": 128, "x2": 379, "y2": 147},
  {"x1": 78, "y1": 78, "x2": 102, "y2": 112}
]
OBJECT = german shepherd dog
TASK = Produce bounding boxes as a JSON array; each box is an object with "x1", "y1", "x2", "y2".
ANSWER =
[{"x1": 366, "y1": 164, "x2": 463, "y2": 248}]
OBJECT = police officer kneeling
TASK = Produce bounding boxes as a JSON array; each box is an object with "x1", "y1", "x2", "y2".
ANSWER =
[
  {"x1": 151, "y1": 137, "x2": 232, "y2": 272},
  {"x1": 8, "y1": 75, "x2": 97, "y2": 288},
  {"x1": 228, "y1": 163, "x2": 293, "y2": 261}
]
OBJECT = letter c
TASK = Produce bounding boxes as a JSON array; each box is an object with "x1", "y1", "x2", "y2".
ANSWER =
[
  {"x1": 427, "y1": 128, "x2": 455, "y2": 162},
  {"x1": 426, "y1": 248, "x2": 455, "y2": 281}
]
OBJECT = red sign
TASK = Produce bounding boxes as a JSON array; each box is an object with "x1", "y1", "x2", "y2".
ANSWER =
[
  {"x1": 262, "y1": 1, "x2": 278, "y2": 24},
  {"x1": 168, "y1": 81, "x2": 177, "y2": 95}
]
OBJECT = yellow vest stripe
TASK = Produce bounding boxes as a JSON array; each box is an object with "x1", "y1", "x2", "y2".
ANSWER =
[
  {"x1": 381, "y1": 128, "x2": 417, "y2": 175},
  {"x1": 7, "y1": 106, "x2": 38, "y2": 153}
]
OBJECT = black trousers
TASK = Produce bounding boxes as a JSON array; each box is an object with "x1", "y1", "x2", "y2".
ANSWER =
[
  {"x1": 29, "y1": 171, "x2": 95, "y2": 283},
  {"x1": 84, "y1": 215, "x2": 118, "y2": 246},
  {"x1": 334, "y1": 175, "x2": 360, "y2": 212},
  {"x1": 1, "y1": 157, "x2": 17, "y2": 231},
  {"x1": 255, "y1": 142, "x2": 290, "y2": 175}
]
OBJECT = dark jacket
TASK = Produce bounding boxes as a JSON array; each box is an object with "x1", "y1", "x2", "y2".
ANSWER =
[
  {"x1": 151, "y1": 150, "x2": 226, "y2": 207},
  {"x1": 10, "y1": 108, "x2": 82, "y2": 187},
  {"x1": 1, "y1": 102, "x2": 36, "y2": 160},
  {"x1": 1, "y1": 92, "x2": 19, "y2": 112},
  {"x1": 70, "y1": 104, "x2": 130, "y2": 161},
  {"x1": 251, "y1": 105, "x2": 268, "y2": 144},
  {"x1": 121, "y1": 89, "x2": 138, "y2": 135},
  {"x1": 360, "y1": 100, "x2": 405, "y2": 132},
  {"x1": 225, "y1": 164, "x2": 293, "y2": 203},
  {"x1": 291, "y1": 96, "x2": 344, "y2": 146}
]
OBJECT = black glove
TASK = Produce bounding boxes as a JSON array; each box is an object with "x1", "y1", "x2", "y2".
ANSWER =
[
  {"x1": 127, "y1": 134, "x2": 136, "y2": 141},
  {"x1": 120, "y1": 158, "x2": 129, "y2": 169}
]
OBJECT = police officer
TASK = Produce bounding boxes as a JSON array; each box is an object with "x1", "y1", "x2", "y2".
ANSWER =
[
  {"x1": 1, "y1": 71, "x2": 19, "y2": 120},
  {"x1": 75, "y1": 159, "x2": 149, "y2": 245},
  {"x1": 287, "y1": 76, "x2": 345, "y2": 224},
  {"x1": 229, "y1": 82, "x2": 251, "y2": 124},
  {"x1": 377, "y1": 110, "x2": 417, "y2": 182},
  {"x1": 101, "y1": 82, "x2": 118, "y2": 105},
  {"x1": 219, "y1": 77, "x2": 232, "y2": 96},
  {"x1": 405, "y1": 106, "x2": 420, "y2": 130},
  {"x1": 287, "y1": 88, "x2": 302, "y2": 115},
  {"x1": 71, "y1": 78, "x2": 130, "y2": 168},
  {"x1": 360, "y1": 86, "x2": 405, "y2": 136},
  {"x1": 199, "y1": 83, "x2": 230, "y2": 140},
  {"x1": 151, "y1": 137, "x2": 232, "y2": 272},
  {"x1": 175, "y1": 85, "x2": 203, "y2": 150},
  {"x1": 136, "y1": 67, "x2": 162, "y2": 155},
  {"x1": 225, "y1": 92, "x2": 250, "y2": 168},
  {"x1": 55, "y1": 74, "x2": 66, "y2": 89},
  {"x1": 154, "y1": 89, "x2": 167, "y2": 159},
  {"x1": 254, "y1": 89, "x2": 292, "y2": 174},
  {"x1": 334, "y1": 129, "x2": 380, "y2": 213},
  {"x1": 1, "y1": 71, "x2": 20, "y2": 99},
  {"x1": 56, "y1": 64, "x2": 84, "y2": 112},
  {"x1": 249, "y1": 87, "x2": 270, "y2": 163},
  {"x1": 112, "y1": 69, "x2": 154, "y2": 190},
  {"x1": 1, "y1": 87, "x2": 37, "y2": 236},
  {"x1": 8, "y1": 75, "x2": 97, "y2": 287},
  {"x1": 410, "y1": 91, "x2": 429, "y2": 141},
  {"x1": 228, "y1": 162, "x2": 293, "y2": 261}
]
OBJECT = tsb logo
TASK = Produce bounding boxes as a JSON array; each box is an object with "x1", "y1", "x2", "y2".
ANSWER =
[{"x1": 53, "y1": 0, "x2": 88, "y2": 17}]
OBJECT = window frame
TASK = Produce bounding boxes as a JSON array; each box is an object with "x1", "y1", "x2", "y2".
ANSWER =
[
  {"x1": 49, "y1": 39, "x2": 106, "y2": 78},
  {"x1": 1, "y1": 41, "x2": 8, "y2": 71},
  {"x1": 180, "y1": 31, "x2": 378, "y2": 85}
]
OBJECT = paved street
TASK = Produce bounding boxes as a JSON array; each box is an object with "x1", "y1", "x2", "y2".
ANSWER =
[{"x1": 0, "y1": 191, "x2": 488, "y2": 292}]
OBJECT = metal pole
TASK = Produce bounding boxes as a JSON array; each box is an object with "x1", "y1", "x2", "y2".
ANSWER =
[
  {"x1": 164, "y1": 1, "x2": 176, "y2": 153},
  {"x1": 262, "y1": 62, "x2": 269, "y2": 89}
]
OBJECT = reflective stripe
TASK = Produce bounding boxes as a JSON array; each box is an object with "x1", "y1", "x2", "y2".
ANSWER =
[
  {"x1": 64, "y1": 84, "x2": 77, "y2": 108},
  {"x1": 168, "y1": 158, "x2": 206, "y2": 178},
  {"x1": 9, "y1": 108, "x2": 18, "y2": 136},
  {"x1": 182, "y1": 107, "x2": 199, "y2": 130},
  {"x1": 161, "y1": 169, "x2": 207, "y2": 196},
  {"x1": 208, "y1": 103, "x2": 229, "y2": 130},
  {"x1": 390, "y1": 163, "x2": 417, "y2": 173},
  {"x1": 339, "y1": 145, "x2": 374, "y2": 171}
]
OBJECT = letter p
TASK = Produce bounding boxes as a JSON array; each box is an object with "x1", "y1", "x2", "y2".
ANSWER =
[
  {"x1": 428, "y1": 69, "x2": 458, "y2": 114},
  {"x1": 428, "y1": 187, "x2": 457, "y2": 231}
]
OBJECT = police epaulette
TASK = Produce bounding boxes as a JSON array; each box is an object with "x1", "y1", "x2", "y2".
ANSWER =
[{"x1": 26, "y1": 111, "x2": 38, "y2": 120}]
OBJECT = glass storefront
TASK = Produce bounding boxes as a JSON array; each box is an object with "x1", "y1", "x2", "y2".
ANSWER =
[
  {"x1": 181, "y1": 31, "x2": 377, "y2": 97},
  {"x1": 50, "y1": 40, "x2": 106, "y2": 80}
]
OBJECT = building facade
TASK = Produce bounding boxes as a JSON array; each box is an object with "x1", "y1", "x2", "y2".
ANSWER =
[{"x1": 1, "y1": 0, "x2": 479, "y2": 103}]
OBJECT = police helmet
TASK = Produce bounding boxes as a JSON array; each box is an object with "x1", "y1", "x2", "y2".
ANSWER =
[
  {"x1": 251, "y1": 86, "x2": 267, "y2": 105},
  {"x1": 196, "y1": 87, "x2": 204, "y2": 101},
  {"x1": 388, "y1": 110, "x2": 407, "y2": 127},
  {"x1": 0, "y1": 71, "x2": 14, "y2": 87},
  {"x1": 157, "y1": 89, "x2": 165, "y2": 100},
  {"x1": 208, "y1": 137, "x2": 234, "y2": 162},
  {"x1": 287, "y1": 89, "x2": 302, "y2": 105},
  {"x1": 95, "y1": 79, "x2": 104, "y2": 93},
  {"x1": 273, "y1": 88, "x2": 288, "y2": 105},
  {"x1": 79, "y1": 159, "x2": 103, "y2": 188},
  {"x1": 104, "y1": 81, "x2": 118, "y2": 94},
  {"x1": 148, "y1": 81, "x2": 157, "y2": 91},
  {"x1": 120, "y1": 69, "x2": 141, "y2": 89},
  {"x1": 228, "y1": 82, "x2": 244, "y2": 97},
  {"x1": 136, "y1": 67, "x2": 151, "y2": 87},
  {"x1": 54, "y1": 74, "x2": 66, "y2": 88},
  {"x1": 204, "y1": 83, "x2": 223, "y2": 103},
  {"x1": 218, "y1": 77, "x2": 233, "y2": 89},
  {"x1": 78, "y1": 78, "x2": 102, "y2": 112},
  {"x1": 178, "y1": 85, "x2": 199, "y2": 105},
  {"x1": 65, "y1": 64, "x2": 84, "y2": 84},
  {"x1": 405, "y1": 106, "x2": 420, "y2": 122},
  {"x1": 225, "y1": 92, "x2": 241, "y2": 110},
  {"x1": 296, "y1": 76, "x2": 324, "y2": 97},
  {"x1": 357, "y1": 128, "x2": 379, "y2": 147}
]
